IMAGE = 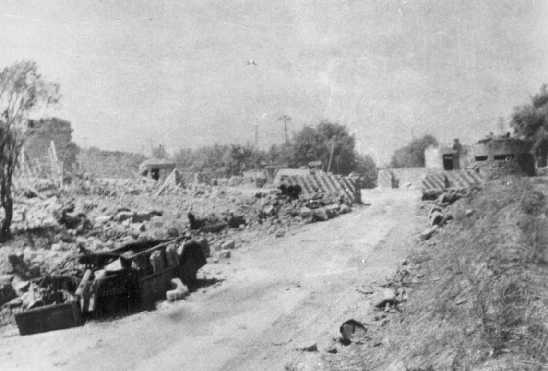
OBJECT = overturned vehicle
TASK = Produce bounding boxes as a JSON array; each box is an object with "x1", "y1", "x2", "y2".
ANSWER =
[{"x1": 15, "y1": 238, "x2": 206, "y2": 335}]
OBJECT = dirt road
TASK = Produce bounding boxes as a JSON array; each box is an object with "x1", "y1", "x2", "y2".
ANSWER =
[{"x1": 0, "y1": 189, "x2": 421, "y2": 371}]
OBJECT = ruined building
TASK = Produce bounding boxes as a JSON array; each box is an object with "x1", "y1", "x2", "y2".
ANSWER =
[
  {"x1": 381, "y1": 135, "x2": 536, "y2": 192},
  {"x1": 424, "y1": 139, "x2": 473, "y2": 170},
  {"x1": 472, "y1": 135, "x2": 535, "y2": 177},
  {"x1": 139, "y1": 158, "x2": 176, "y2": 181},
  {"x1": 24, "y1": 118, "x2": 79, "y2": 175}
]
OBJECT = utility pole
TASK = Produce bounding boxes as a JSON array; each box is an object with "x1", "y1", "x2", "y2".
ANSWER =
[
  {"x1": 327, "y1": 140, "x2": 335, "y2": 173},
  {"x1": 278, "y1": 115, "x2": 291, "y2": 145},
  {"x1": 254, "y1": 123, "x2": 259, "y2": 148}
]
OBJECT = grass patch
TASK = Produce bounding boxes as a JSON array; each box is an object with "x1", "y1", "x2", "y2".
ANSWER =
[{"x1": 360, "y1": 176, "x2": 548, "y2": 370}]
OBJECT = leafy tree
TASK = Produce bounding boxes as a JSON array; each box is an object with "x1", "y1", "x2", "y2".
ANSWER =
[
  {"x1": 173, "y1": 147, "x2": 194, "y2": 169},
  {"x1": 266, "y1": 143, "x2": 295, "y2": 167},
  {"x1": 171, "y1": 120, "x2": 374, "y2": 179},
  {"x1": 174, "y1": 143, "x2": 265, "y2": 176},
  {"x1": 292, "y1": 125, "x2": 326, "y2": 167},
  {"x1": 292, "y1": 120, "x2": 357, "y2": 174},
  {"x1": 511, "y1": 84, "x2": 548, "y2": 166},
  {"x1": 353, "y1": 153, "x2": 377, "y2": 188},
  {"x1": 390, "y1": 134, "x2": 438, "y2": 168},
  {"x1": 191, "y1": 144, "x2": 229, "y2": 172},
  {"x1": 0, "y1": 61, "x2": 59, "y2": 240},
  {"x1": 223, "y1": 144, "x2": 252, "y2": 175}
]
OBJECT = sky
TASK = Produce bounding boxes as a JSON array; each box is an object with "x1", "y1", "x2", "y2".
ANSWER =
[{"x1": 1, "y1": 0, "x2": 547, "y2": 165}]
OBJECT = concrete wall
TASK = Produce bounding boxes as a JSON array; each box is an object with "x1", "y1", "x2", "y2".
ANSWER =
[
  {"x1": 424, "y1": 146, "x2": 444, "y2": 169},
  {"x1": 377, "y1": 168, "x2": 428, "y2": 189},
  {"x1": 425, "y1": 144, "x2": 474, "y2": 170},
  {"x1": 77, "y1": 148, "x2": 146, "y2": 178},
  {"x1": 472, "y1": 138, "x2": 535, "y2": 177},
  {"x1": 472, "y1": 138, "x2": 531, "y2": 159}
]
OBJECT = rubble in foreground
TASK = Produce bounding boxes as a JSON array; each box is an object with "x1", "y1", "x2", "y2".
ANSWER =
[{"x1": 0, "y1": 175, "x2": 360, "y2": 332}]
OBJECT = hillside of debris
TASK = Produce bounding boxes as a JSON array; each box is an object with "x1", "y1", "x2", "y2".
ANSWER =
[{"x1": 326, "y1": 177, "x2": 548, "y2": 370}]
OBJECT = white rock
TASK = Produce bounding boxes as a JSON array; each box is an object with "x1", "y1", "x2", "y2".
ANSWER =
[
  {"x1": 166, "y1": 278, "x2": 189, "y2": 301},
  {"x1": 221, "y1": 240, "x2": 235, "y2": 250}
]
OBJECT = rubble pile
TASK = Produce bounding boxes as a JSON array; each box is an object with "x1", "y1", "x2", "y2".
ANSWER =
[
  {"x1": 68, "y1": 176, "x2": 159, "y2": 197},
  {"x1": 1, "y1": 173, "x2": 361, "y2": 333},
  {"x1": 4, "y1": 180, "x2": 355, "y2": 278},
  {"x1": 418, "y1": 189, "x2": 470, "y2": 241}
]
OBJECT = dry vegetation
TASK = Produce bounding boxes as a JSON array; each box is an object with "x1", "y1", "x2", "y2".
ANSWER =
[{"x1": 331, "y1": 177, "x2": 548, "y2": 370}]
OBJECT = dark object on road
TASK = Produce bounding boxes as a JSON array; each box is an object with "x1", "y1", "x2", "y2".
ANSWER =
[
  {"x1": 225, "y1": 214, "x2": 246, "y2": 228},
  {"x1": 15, "y1": 300, "x2": 83, "y2": 335},
  {"x1": 78, "y1": 237, "x2": 206, "y2": 316},
  {"x1": 339, "y1": 319, "x2": 367, "y2": 345},
  {"x1": 188, "y1": 212, "x2": 227, "y2": 233},
  {"x1": 188, "y1": 212, "x2": 206, "y2": 230},
  {"x1": 279, "y1": 184, "x2": 302, "y2": 199},
  {"x1": 56, "y1": 203, "x2": 92, "y2": 232},
  {"x1": 14, "y1": 274, "x2": 83, "y2": 335}
]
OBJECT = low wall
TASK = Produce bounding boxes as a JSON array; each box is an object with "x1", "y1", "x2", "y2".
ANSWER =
[
  {"x1": 377, "y1": 168, "x2": 428, "y2": 189},
  {"x1": 276, "y1": 171, "x2": 361, "y2": 204},
  {"x1": 378, "y1": 167, "x2": 484, "y2": 196}
]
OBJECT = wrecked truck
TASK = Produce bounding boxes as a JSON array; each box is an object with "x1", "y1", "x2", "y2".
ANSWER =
[{"x1": 15, "y1": 237, "x2": 206, "y2": 335}]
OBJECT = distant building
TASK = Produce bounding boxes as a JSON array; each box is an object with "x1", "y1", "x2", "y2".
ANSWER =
[
  {"x1": 472, "y1": 135, "x2": 535, "y2": 176},
  {"x1": 139, "y1": 158, "x2": 176, "y2": 181},
  {"x1": 425, "y1": 135, "x2": 535, "y2": 176},
  {"x1": 425, "y1": 139, "x2": 473, "y2": 170}
]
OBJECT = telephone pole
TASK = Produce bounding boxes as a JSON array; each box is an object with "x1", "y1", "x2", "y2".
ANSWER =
[
  {"x1": 278, "y1": 114, "x2": 291, "y2": 145},
  {"x1": 327, "y1": 140, "x2": 335, "y2": 173}
]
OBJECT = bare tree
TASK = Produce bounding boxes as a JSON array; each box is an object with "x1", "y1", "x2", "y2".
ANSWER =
[{"x1": 0, "y1": 61, "x2": 60, "y2": 241}]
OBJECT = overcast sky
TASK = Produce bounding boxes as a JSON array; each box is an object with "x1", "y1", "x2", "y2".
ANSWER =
[{"x1": 1, "y1": 0, "x2": 547, "y2": 164}]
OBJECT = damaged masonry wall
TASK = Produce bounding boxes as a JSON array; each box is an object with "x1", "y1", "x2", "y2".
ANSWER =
[{"x1": 24, "y1": 118, "x2": 79, "y2": 174}]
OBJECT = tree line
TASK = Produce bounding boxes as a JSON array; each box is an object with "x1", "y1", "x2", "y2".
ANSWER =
[{"x1": 153, "y1": 120, "x2": 377, "y2": 187}]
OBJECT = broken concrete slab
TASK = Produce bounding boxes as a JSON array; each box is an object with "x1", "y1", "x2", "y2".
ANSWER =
[
  {"x1": 419, "y1": 226, "x2": 438, "y2": 241},
  {"x1": 296, "y1": 341, "x2": 318, "y2": 352},
  {"x1": 299, "y1": 206, "x2": 312, "y2": 218},
  {"x1": 166, "y1": 278, "x2": 189, "y2": 302},
  {"x1": 221, "y1": 240, "x2": 235, "y2": 250},
  {"x1": 217, "y1": 251, "x2": 231, "y2": 260},
  {"x1": 372, "y1": 288, "x2": 397, "y2": 308}
]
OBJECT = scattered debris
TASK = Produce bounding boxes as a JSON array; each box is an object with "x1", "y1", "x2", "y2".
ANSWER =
[
  {"x1": 296, "y1": 342, "x2": 318, "y2": 352},
  {"x1": 372, "y1": 288, "x2": 398, "y2": 309},
  {"x1": 419, "y1": 226, "x2": 439, "y2": 241},
  {"x1": 166, "y1": 278, "x2": 189, "y2": 301},
  {"x1": 339, "y1": 319, "x2": 367, "y2": 345},
  {"x1": 0, "y1": 275, "x2": 16, "y2": 306},
  {"x1": 2, "y1": 168, "x2": 362, "y2": 333},
  {"x1": 428, "y1": 206, "x2": 444, "y2": 226},
  {"x1": 221, "y1": 240, "x2": 236, "y2": 250},
  {"x1": 217, "y1": 251, "x2": 231, "y2": 260}
]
